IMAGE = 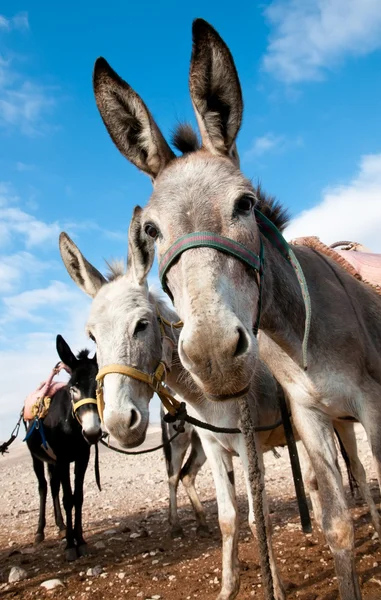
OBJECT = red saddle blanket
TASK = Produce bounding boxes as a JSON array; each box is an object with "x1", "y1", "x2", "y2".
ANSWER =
[
  {"x1": 24, "y1": 381, "x2": 67, "y2": 421},
  {"x1": 336, "y1": 251, "x2": 381, "y2": 288}
]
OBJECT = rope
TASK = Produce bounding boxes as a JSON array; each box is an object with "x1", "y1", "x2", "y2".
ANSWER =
[
  {"x1": 163, "y1": 401, "x2": 286, "y2": 434},
  {"x1": 278, "y1": 393, "x2": 311, "y2": 533},
  {"x1": 239, "y1": 398, "x2": 274, "y2": 600},
  {"x1": 95, "y1": 443, "x2": 101, "y2": 491},
  {"x1": 99, "y1": 425, "x2": 184, "y2": 456},
  {"x1": 0, "y1": 409, "x2": 23, "y2": 455}
]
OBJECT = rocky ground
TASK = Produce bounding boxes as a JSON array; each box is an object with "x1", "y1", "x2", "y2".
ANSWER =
[{"x1": 1, "y1": 425, "x2": 381, "y2": 600}]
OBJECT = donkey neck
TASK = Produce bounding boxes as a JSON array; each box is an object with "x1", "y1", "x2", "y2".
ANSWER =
[
  {"x1": 259, "y1": 235, "x2": 381, "y2": 386},
  {"x1": 259, "y1": 237, "x2": 308, "y2": 367}
]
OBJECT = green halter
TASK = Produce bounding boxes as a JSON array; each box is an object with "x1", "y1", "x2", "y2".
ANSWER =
[{"x1": 159, "y1": 208, "x2": 311, "y2": 370}]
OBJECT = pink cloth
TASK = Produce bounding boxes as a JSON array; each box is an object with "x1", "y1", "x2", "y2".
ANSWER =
[
  {"x1": 24, "y1": 362, "x2": 71, "y2": 421},
  {"x1": 336, "y1": 251, "x2": 381, "y2": 288}
]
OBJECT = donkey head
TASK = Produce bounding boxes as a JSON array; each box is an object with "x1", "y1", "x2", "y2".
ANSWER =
[
  {"x1": 59, "y1": 220, "x2": 161, "y2": 448},
  {"x1": 56, "y1": 334, "x2": 101, "y2": 444},
  {"x1": 93, "y1": 19, "x2": 263, "y2": 400}
]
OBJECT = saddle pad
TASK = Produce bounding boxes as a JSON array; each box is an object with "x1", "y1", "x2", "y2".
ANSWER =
[
  {"x1": 336, "y1": 250, "x2": 381, "y2": 288},
  {"x1": 24, "y1": 381, "x2": 66, "y2": 420}
]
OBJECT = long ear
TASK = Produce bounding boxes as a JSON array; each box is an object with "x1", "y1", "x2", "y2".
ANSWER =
[
  {"x1": 59, "y1": 232, "x2": 106, "y2": 298},
  {"x1": 126, "y1": 206, "x2": 155, "y2": 285},
  {"x1": 56, "y1": 334, "x2": 77, "y2": 371},
  {"x1": 189, "y1": 19, "x2": 243, "y2": 160},
  {"x1": 93, "y1": 57, "x2": 175, "y2": 180}
]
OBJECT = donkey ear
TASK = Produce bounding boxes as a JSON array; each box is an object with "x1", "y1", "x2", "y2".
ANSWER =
[
  {"x1": 93, "y1": 57, "x2": 175, "y2": 180},
  {"x1": 59, "y1": 232, "x2": 106, "y2": 298},
  {"x1": 56, "y1": 335, "x2": 77, "y2": 371},
  {"x1": 189, "y1": 19, "x2": 243, "y2": 160},
  {"x1": 126, "y1": 206, "x2": 155, "y2": 285}
]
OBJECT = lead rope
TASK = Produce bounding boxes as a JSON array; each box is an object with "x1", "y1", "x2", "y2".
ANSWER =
[
  {"x1": 239, "y1": 399, "x2": 274, "y2": 600},
  {"x1": 99, "y1": 425, "x2": 184, "y2": 456}
]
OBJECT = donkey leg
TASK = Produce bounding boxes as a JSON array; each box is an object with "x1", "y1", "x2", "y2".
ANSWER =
[
  {"x1": 48, "y1": 463, "x2": 66, "y2": 537},
  {"x1": 164, "y1": 423, "x2": 190, "y2": 538},
  {"x1": 73, "y1": 449, "x2": 90, "y2": 556},
  {"x1": 241, "y1": 437, "x2": 285, "y2": 600},
  {"x1": 292, "y1": 405, "x2": 361, "y2": 600},
  {"x1": 58, "y1": 462, "x2": 77, "y2": 561},
  {"x1": 180, "y1": 430, "x2": 209, "y2": 537},
  {"x1": 32, "y1": 456, "x2": 47, "y2": 544},
  {"x1": 201, "y1": 436, "x2": 240, "y2": 600},
  {"x1": 335, "y1": 421, "x2": 381, "y2": 539}
]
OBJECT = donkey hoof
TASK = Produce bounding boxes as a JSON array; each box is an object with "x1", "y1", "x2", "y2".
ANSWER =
[
  {"x1": 170, "y1": 526, "x2": 184, "y2": 539},
  {"x1": 34, "y1": 533, "x2": 44, "y2": 544},
  {"x1": 65, "y1": 547, "x2": 78, "y2": 562},
  {"x1": 58, "y1": 528, "x2": 67, "y2": 540},
  {"x1": 197, "y1": 524, "x2": 210, "y2": 538},
  {"x1": 77, "y1": 543, "x2": 90, "y2": 557}
]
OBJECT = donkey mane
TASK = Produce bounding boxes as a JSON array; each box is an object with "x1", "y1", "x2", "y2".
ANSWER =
[
  {"x1": 172, "y1": 123, "x2": 289, "y2": 232},
  {"x1": 105, "y1": 259, "x2": 125, "y2": 282},
  {"x1": 76, "y1": 349, "x2": 91, "y2": 360}
]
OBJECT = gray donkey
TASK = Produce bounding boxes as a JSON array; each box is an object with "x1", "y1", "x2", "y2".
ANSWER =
[
  {"x1": 59, "y1": 228, "x2": 379, "y2": 600},
  {"x1": 89, "y1": 18, "x2": 381, "y2": 599}
]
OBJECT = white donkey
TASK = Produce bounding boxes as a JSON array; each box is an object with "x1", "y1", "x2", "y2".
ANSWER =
[{"x1": 59, "y1": 230, "x2": 379, "y2": 600}]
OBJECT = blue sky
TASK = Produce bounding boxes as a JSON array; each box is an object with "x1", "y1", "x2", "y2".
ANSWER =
[{"x1": 1, "y1": 1, "x2": 381, "y2": 439}]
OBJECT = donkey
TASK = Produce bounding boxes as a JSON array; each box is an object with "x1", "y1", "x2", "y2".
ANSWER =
[
  {"x1": 59, "y1": 231, "x2": 379, "y2": 600},
  {"x1": 161, "y1": 409, "x2": 209, "y2": 538},
  {"x1": 25, "y1": 335, "x2": 101, "y2": 561},
  {"x1": 90, "y1": 18, "x2": 381, "y2": 598}
]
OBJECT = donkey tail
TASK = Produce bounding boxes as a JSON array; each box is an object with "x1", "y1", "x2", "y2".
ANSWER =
[
  {"x1": 95, "y1": 442, "x2": 102, "y2": 491},
  {"x1": 334, "y1": 428, "x2": 357, "y2": 497}
]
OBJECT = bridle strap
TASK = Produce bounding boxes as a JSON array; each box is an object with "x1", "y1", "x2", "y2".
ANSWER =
[
  {"x1": 95, "y1": 362, "x2": 182, "y2": 425},
  {"x1": 159, "y1": 231, "x2": 263, "y2": 297},
  {"x1": 158, "y1": 209, "x2": 311, "y2": 370},
  {"x1": 71, "y1": 396, "x2": 98, "y2": 425},
  {"x1": 72, "y1": 398, "x2": 98, "y2": 412}
]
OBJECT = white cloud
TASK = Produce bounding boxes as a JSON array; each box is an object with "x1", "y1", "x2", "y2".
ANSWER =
[
  {"x1": 286, "y1": 153, "x2": 381, "y2": 251},
  {"x1": 0, "y1": 14, "x2": 56, "y2": 135},
  {"x1": 0, "y1": 80, "x2": 56, "y2": 135},
  {"x1": 0, "y1": 12, "x2": 29, "y2": 31},
  {"x1": 244, "y1": 132, "x2": 303, "y2": 161},
  {"x1": 15, "y1": 161, "x2": 35, "y2": 172},
  {"x1": 247, "y1": 133, "x2": 285, "y2": 157},
  {"x1": 263, "y1": 0, "x2": 381, "y2": 83},
  {"x1": 0, "y1": 205, "x2": 60, "y2": 248},
  {"x1": 0, "y1": 251, "x2": 52, "y2": 293},
  {"x1": 1, "y1": 281, "x2": 83, "y2": 323}
]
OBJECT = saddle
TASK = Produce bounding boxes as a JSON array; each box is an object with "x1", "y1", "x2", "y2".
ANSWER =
[
  {"x1": 290, "y1": 237, "x2": 381, "y2": 294},
  {"x1": 23, "y1": 363, "x2": 71, "y2": 421}
]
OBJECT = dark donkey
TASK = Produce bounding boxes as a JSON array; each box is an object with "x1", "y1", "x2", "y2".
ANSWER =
[{"x1": 25, "y1": 335, "x2": 101, "y2": 561}]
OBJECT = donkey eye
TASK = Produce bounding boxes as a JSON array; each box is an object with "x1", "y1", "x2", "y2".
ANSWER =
[
  {"x1": 134, "y1": 319, "x2": 149, "y2": 336},
  {"x1": 144, "y1": 223, "x2": 159, "y2": 239},
  {"x1": 235, "y1": 195, "x2": 254, "y2": 215}
]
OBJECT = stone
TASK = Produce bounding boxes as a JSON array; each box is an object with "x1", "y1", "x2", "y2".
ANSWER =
[
  {"x1": 86, "y1": 566, "x2": 103, "y2": 577},
  {"x1": 94, "y1": 541, "x2": 106, "y2": 549},
  {"x1": 40, "y1": 579, "x2": 64, "y2": 590},
  {"x1": 8, "y1": 566, "x2": 27, "y2": 583}
]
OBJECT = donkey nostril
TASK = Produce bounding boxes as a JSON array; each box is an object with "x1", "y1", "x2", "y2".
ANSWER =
[
  {"x1": 233, "y1": 327, "x2": 249, "y2": 357},
  {"x1": 129, "y1": 409, "x2": 139, "y2": 429}
]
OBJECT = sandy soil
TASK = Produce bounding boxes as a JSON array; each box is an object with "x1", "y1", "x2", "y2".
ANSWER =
[{"x1": 1, "y1": 424, "x2": 381, "y2": 600}]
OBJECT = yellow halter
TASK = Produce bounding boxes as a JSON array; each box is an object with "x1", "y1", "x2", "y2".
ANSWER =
[
  {"x1": 71, "y1": 397, "x2": 98, "y2": 425},
  {"x1": 95, "y1": 310, "x2": 183, "y2": 424}
]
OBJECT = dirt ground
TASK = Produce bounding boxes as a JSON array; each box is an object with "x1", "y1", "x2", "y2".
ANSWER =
[{"x1": 1, "y1": 424, "x2": 381, "y2": 600}]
